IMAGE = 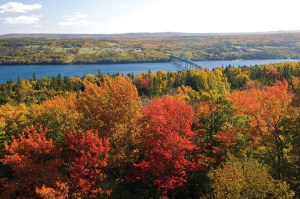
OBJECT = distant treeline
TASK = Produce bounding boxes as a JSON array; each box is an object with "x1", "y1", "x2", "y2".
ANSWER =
[
  {"x1": 1, "y1": 33, "x2": 300, "y2": 64},
  {"x1": 1, "y1": 61, "x2": 299, "y2": 105}
]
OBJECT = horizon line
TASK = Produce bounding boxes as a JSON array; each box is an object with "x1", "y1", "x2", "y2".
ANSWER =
[{"x1": 1, "y1": 30, "x2": 300, "y2": 36}]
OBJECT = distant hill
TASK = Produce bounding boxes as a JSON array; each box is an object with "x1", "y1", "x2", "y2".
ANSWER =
[
  {"x1": 0, "y1": 32, "x2": 226, "y2": 39},
  {"x1": 1, "y1": 31, "x2": 300, "y2": 39}
]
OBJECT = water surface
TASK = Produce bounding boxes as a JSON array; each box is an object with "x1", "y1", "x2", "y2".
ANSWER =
[{"x1": 0, "y1": 59, "x2": 298, "y2": 83}]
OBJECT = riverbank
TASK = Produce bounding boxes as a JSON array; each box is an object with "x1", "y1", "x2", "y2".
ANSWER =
[
  {"x1": 0, "y1": 59, "x2": 299, "y2": 83},
  {"x1": 1, "y1": 57, "x2": 299, "y2": 66}
]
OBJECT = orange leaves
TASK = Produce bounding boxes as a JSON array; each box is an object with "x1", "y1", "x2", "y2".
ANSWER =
[
  {"x1": 78, "y1": 76, "x2": 142, "y2": 132},
  {"x1": 230, "y1": 80, "x2": 293, "y2": 136},
  {"x1": 268, "y1": 66, "x2": 280, "y2": 77},
  {"x1": 214, "y1": 130, "x2": 238, "y2": 148},
  {"x1": 77, "y1": 76, "x2": 142, "y2": 167},
  {"x1": 195, "y1": 101, "x2": 218, "y2": 122},
  {"x1": 230, "y1": 80, "x2": 293, "y2": 170},
  {"x1": 36, "y1": 182, "x2": 69, "y2": 199}
]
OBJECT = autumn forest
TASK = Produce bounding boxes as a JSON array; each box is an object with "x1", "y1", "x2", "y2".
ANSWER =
[{"x1": 0, "y1": 61, "x2": 299, "y2": 198}]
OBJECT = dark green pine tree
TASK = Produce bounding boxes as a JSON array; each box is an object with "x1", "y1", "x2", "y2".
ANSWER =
[{"x1": 32, "y1": 72, "x2": 37, "y2": 81}]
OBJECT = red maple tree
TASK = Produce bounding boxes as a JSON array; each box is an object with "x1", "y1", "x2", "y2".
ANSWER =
[
  {"x1": 1, "y1": 126, "x2": 63, "y2": 197},
  {"x1": 63, "y1": 130, "x2": 111, "y2": 198},
  {"x1": 133, "y1": 96, "x2": 196, "y2": 196}
]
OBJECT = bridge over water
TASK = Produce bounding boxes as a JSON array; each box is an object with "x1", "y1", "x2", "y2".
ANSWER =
[{"x1": 169, "y1": 53, "x2": 202, "y2": 69}]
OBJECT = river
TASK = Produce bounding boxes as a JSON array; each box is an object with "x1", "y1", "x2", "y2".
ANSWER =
[{"x1": 0, "y1": 59, "x2": 299, "y2": 83}]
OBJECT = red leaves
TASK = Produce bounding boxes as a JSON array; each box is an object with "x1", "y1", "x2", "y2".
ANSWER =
[
  {"x1": 268, "y1": 66, "x2": 281, "y2": 77},
  {"x1": 133, "y1": 96, "x2": 196, "y2": 195},
  {"x1": 1, "y1": 127, "x2": 111, "y2": 198},
  {"x1": 64, "y1": 130, "x2": 110, "y2": 198},
  {"x1": 140, "y1": 77, "x2": 151, "y2": 89},
  {"x1": 143, "y1": 96, "x2": 194, "y2": 137},
  {"x1": 212, "y1": 129, "x2": 239, "y2": 162},
  {"x1": 1, "y1": 126, "x2": 63, "y2": 197}
]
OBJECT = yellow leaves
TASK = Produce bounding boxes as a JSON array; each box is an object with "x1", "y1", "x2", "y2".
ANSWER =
[
  {"x1": 175, "y1": 85, "x2": 200, "y2": 104},
  {"x1": 214, "y1": 68, "x2": 223, "y2": 76},
  {"x1": 292, "y1": 77, "x2": 300, "y2": 88},
  {"x1": 83, "y1": 74, "x2": 98, "y2": 83},
  {"x1": 235, "y1": 72, "x2": 250, "y2": 82},
  {"x1": 189, "y1": 68, "x2": 230, "y2": 96},
  {"x1": 0, "y1": 103, "x2": 31, "y2": 137},
  {"x1": 79, "y1": 76, "x2": 142, "y2": 130},
  {"x1": 209, "y1": 157, "x2": 295, "y2": 199},
  {"x1": 0, "y1": 116, "x2": 6, "y2": 130},
  {"x1": 18, "y1": 78, "x2": 33, "y2": 91},
  {"x1": 30, "y1": 94, "x2": 81, "y2": 141}
]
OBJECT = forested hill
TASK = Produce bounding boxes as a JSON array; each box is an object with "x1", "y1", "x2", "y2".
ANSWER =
[
  {"x1": 1, "y1": 31, "x2": 300, "y2": 38},
  {"x1": 0, "y1": 32, "x2": 224, "y2": 38},
  {"x1": 0, "y1": 62, "x2": 300, "y2": 198},
  {"x1": 1, "y1": 32, "x2": 300, "y2": 64}
]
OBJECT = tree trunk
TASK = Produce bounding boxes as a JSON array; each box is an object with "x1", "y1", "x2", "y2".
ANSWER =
[{"x1": 273, "y1": 131, "x2": 283, "y2": 178}]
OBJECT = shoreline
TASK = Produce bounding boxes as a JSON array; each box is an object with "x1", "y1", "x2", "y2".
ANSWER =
[{"x1": 0, "y1": 58, "x2": 299, "y2": 66}]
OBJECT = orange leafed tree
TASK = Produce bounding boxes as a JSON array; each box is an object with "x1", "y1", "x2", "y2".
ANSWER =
[
  {"x1": 230, "y1": 80, "x2": 293, "y2": 174},
  {"x1": 77, "y1": 76, "x2": 142, "y2": 133},
  {"x1": 77, "y1": 76, "x2": 142, "y2": 167}
]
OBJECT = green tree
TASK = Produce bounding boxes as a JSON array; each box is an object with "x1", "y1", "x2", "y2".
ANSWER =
[{"x1": 208, "y1": 157, "x2": 295, "y2": 199}]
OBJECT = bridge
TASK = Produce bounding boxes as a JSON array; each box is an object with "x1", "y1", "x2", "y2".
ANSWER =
[{"x1": 169, "y1": 53, "x2": 202, "y2": 69}]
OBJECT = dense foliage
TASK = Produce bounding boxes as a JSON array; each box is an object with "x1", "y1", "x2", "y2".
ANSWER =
[
  {"x1": 0, "y1": 61, "x2": 300, "y2": 198},
  {"x1": 1, "y1": 33, "x2": 300, "y2": 64}
]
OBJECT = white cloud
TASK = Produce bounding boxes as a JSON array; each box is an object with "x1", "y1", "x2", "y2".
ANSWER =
[
  {"x1": 0, "y1": 2, "x2": 42, "y2": 13},
  {"x1": 59, "y1": 13, "x2": 99, "y2": 27},
  {"x1": 104, "y1": 0, "x2": 300, "y2": 33},
  {"x1": 3, "y1": 15, "x2": 41, "y2": 24},
  {"x1": 33, "y1": 24, "x2": 42, "y2": 28}
]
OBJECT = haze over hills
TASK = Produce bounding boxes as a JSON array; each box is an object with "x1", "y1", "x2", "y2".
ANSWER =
[{"x1": 1, "y1": 31, "x2": 300, "y2": 39}]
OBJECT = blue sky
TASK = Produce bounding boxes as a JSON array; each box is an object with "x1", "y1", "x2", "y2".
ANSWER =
[{"x1": 0, "y1": 0, "x2": 300, "y2": 34}]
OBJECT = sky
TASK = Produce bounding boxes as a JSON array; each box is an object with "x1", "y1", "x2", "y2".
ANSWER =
[{"x1": 0, "y1": 0, "x2": 300, "y2": 34}]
